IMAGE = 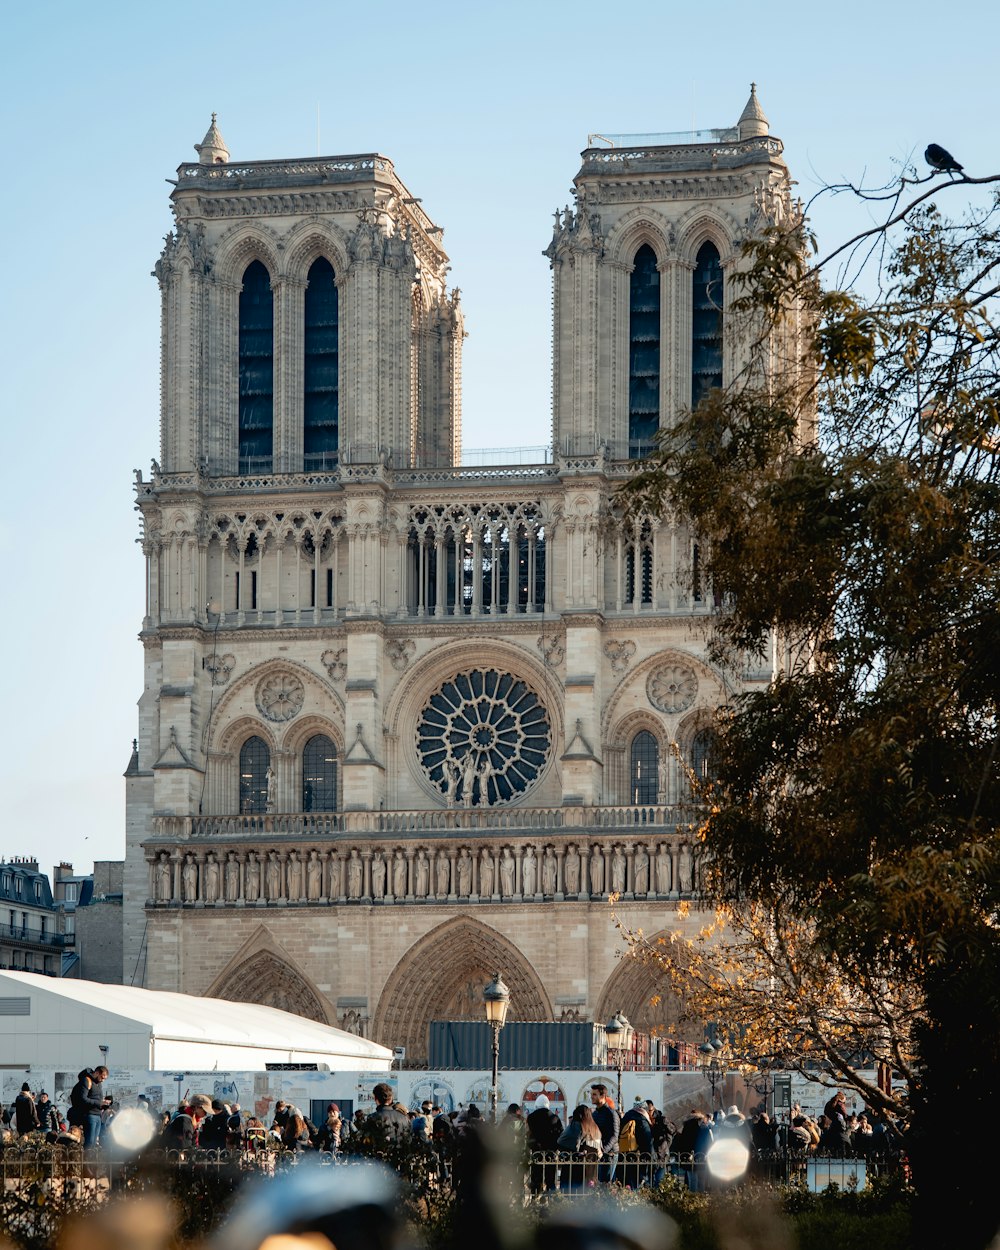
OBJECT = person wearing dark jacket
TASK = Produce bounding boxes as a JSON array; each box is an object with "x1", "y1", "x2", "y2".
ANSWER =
[
  {"x1": 590, "y1": 1084, "x2": 620, "y2": 1183},
  {"x1": 365, "y1": 1083, "x2": 410, "y2": 1142},
  {"x1": 82, "y1": 1066, "x2": 109, "y2": 1147},
  {"x1": 526, "y1": 1093, "x2": 563, "y2": 1192},
  {"x1": 36, "y1": 1093, "x2": 60, "y2": 1135},
  {"x1": 67, "y1": 1070, "x2": 93, "y2": 1129},
  {"x1": 13, "y1": 1084, "x2": 39, "y2": 1135},
  {"x1": 199, "y1": 1101, "x2": 230, "y2": 1150},
  {"x1": 617, "y1": 1098, "x2": 654, "y2": 1188}
]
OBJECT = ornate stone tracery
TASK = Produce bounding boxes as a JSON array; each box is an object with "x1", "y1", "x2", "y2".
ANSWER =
[
  {"x1": 647, "y1": 663, "x2": 698, "y2": 714},
  {"x1": 256, "y1": 672, "x2": 305, "y2": 722},
  {"x1": 416, "y1": 669, "x2": 552, "y2": 806}
]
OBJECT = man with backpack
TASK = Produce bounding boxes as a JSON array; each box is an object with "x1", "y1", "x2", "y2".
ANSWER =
[
  {"x1": 13, "y1": 1084, "x2": 39, "y2": 1136},
  {"x1": 589, "y1": 1084, "x2": 620, "y2": 1183},
  {"x1": 617, "y1": 1096, "x2": 654, "y2": 1188}
]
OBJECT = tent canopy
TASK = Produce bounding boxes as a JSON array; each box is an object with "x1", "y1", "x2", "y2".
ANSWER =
[{"x1": 0, "y1": 971, "x2": 393, "y2": 1071}]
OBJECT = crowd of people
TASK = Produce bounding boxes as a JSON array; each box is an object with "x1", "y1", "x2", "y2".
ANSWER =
[{"x1": 2, "y1": 1069, "x2": 904, "y2": 1196}]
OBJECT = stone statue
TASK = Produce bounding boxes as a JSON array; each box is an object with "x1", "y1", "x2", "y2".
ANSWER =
[
  {"x1": 457, "y1": 848, "x2": 472, "y2": 896},
  {"x1": 522, "y1": 846, "x2": 537, "y2": 896},
  {"x1": 590, "y1": 847, "x2": 605, "y2": 896},
  {"x1": 678, "y1": 842, "x2": 693, "y2": 894},
  {"x1": 541, "y1": 847, "x2": 557, "y2": 896},
  {"x1": 479, "y1": 848, "x2": 495, "y2": 897},
  {"x1": 392, "y1": 850, "x2": 407, "y2": 898},
  {"x1": 225, "y1": 852, "x2": 240, "y2": 902},
  {"x1": 287, "y1": 850, "x2": 303, "y2": 900},
  {"x1": 266, "y1": 765, "x2": 276, "y2": 812},
  {"x1": 266, "y1": 853, "x2": 282, "y2": 900},
  {"x1": 634, "y1": 846, "x2": 650, "y2": 895},
  {"x1": 611, "y1": 845, "x2": 626, "y2": 895},
  {"x1": 347, "y1": 849, "x2": 362, "y2": 899},
  {"x1": 156, "y1": 853, "x2": 172, "y2": 901},
  {"x1": 477, "y1": 755, "x2": 493, "y2": 806},
  {"x1": 371, "y1": 851, "x2": 386, "y2": 899},
  {"x1": 203, "y1": 853, "x2": 220, "y2": 903},
  {"x1": 182, "y1": 855, "x2": 198, "y2": 902},
  {"x1": 443, "y1": 760, "x2": 460, "y2": 808},
  {"x1": 307, "y1": 850, "x2": 322, "y2": 900},
  {"x1": 655, "y1": 844, "x2": 671, "y2": 895},
  {"x1": 329, "y1": 854, "x2": 343, "y2": 899},
  {"x1": 245, "y1": 852, "x2": 260, "y2": 902},
  {"x1": 436, "y1": 853, "x2": 450, "y2": 897},
  {"x1": 415, "y1": 851, "x2": 429, "y2": 898},
  {"x1": 461, "y1": 752, "x2": 478, "y2": 808},
  {"x1": 499, "y1": 847, "x2": 515, "y2": 897},
  {"x1": 564, "y1": 845, "x2": 581, "y2": 895},
  {"x1": 657, "y1": 755, "x2": 668, "y2": 803}
]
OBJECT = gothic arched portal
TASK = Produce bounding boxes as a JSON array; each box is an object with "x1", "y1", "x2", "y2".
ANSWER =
[
  {"x1": 211, "y1": 952, "x2": 329, "y2": 1024},
  {"x1": 595, "y1": 938, "x2": 699, "y2": 1042},
  {"x1": 372, "y1": 917, "x2": 553, "y2": 1065}
]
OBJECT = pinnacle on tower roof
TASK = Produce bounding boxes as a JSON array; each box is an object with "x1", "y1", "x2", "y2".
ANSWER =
[
  {"x1": 737, "y1": 83, "x2": 769, "y2": 140},
  {"x1": 194, "y1": 113, "x2": 230, "y2": 165}
]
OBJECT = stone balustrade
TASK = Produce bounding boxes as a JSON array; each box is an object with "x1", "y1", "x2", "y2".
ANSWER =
[
  {"x1": 150, "y1": 803, "x2": 684, "y2": 841},
  {"x1": 143, "y1": 828, "x2": 700, "y2": 909}
]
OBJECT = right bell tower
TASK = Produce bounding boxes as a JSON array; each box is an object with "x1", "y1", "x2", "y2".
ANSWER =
[{"x1": 547, "y1": 84, "x2": 792, "y2": 460}]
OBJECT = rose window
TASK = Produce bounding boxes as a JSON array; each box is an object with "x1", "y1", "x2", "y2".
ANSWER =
[
  {"x1": 647, "y1": 663, "x2": 698, "y2": 714},
  {"x1": 256, "y1": 672, "x2": 305, "y2": 722},
  {"x1": 417, "y1": 669, "x2": 551, "y2": 806}
]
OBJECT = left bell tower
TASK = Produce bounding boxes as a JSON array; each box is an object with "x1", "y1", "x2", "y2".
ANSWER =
[{"x1": 123, "y1": 118, "x2": 464, "y2": 982}]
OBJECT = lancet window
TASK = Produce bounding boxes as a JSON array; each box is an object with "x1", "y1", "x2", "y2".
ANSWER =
[
  {"x1": 239, "y1": 735, "x2": 270, "y2": 814},
  {"x1": 690, "y1": 727, "x2": 716, "y2": 785},
  {"x1": 629, "y1": 244, "x2": 660, "y2": 459},
  {"x1": 303, "y1": 258, "x2": 339, "y2": 470},
  {"x1": 302, "y1": 734, "x2": 337, "y2": 812},
  {"x1": 629, "y1": 730, "x2": 660, "y2": 805},
  {"x1": 624, "y1": 520, "x2": 654, "y2": 608},
  {"x1": 238, "y1": 261, "x2": 274, "y2": 474},
  {"x1": 692, "y1": 242, "x2": 724, "y2": 408}
]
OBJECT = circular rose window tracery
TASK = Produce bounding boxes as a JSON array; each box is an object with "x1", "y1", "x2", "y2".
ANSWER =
[
  {"x1": 647, "y1": 663, "x2": 698, "y2": 714},
  {"x1": 417, "y1": 669, "x2": 551, "y2": 806},
  {"x1": 256, "y1": 672, "x2": 305, "y2": 722}
]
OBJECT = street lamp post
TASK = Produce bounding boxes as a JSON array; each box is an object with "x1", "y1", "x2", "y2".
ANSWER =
[
  {"x1": 699, "y1": 1040, "x2": 725, "y2": 1110},
  {"x1": 605, "y1": 1011, "x2": 634, "y2": 1109},
  {"x1": 483, "y1": 971, "x2": 510, "y2": 1123}
]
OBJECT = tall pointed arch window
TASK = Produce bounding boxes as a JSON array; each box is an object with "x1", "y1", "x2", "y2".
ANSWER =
[
  {"x1": 302, "y1": 734, "x2": 338, "y2": 812},
  {"x1": 239, "y1": 735, "x2": 270, "y2": 814},
  {"x1": 690, "y1": 727, "x2": 717, "y2": 786},
  {"x1": 629, "y1": 244, "x2": 660, "y2": 459},
  {"x1": 692, "y1": 242, "x2": 724, "y2": 408},
  {"x1": 239, "y1": 260, "x2": 274, "y2": 474},
  {"x1": 629, "y1": 730, "x2": 660, "y2": 805},
  {"x1": 304, "y1": 258, "x2": 339, "y2": 470}
]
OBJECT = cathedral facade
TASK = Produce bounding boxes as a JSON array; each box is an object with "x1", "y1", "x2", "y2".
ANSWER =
[{"x1": 124, "y1": 90, "x2": 793, "y2": 1064}]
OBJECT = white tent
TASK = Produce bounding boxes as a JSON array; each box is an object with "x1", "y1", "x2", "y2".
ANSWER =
[{"x1": 0, "y1": 971, "x2": 392, "y2": 1071}]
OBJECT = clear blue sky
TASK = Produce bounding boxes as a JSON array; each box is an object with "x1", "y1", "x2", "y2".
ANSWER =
[{"x1": 1, "y1": 0, "x2": 992, "y2": 873}]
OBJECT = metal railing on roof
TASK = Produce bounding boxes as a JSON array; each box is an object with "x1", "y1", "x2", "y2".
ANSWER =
[{"x1": 587, "y1": 128, "x2": 739, "y2": 147}]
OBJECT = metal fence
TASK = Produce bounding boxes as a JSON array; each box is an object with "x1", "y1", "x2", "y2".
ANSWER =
[{"x1": 0, "y1": 1141, "x2": 903, "y2": 1203}]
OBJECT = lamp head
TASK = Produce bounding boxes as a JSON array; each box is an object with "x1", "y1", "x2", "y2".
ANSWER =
[{"x1": 483, "y1": 971, "x2": 510, "y2": 1027}]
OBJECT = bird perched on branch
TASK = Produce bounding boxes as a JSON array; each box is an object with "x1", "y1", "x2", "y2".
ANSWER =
[{"x1": 925, "y1": 144, "x2": 964, "y2": 175}]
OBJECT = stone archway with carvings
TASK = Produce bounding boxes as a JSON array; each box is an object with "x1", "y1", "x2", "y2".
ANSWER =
[
  {"x1": 372, "y1": 916, "x2": 553, "y2": 1065},
  {"x1": 595, "y1": 939, "x2": 700, "y2": 1042},
  {"x1": 207, "y1": 942, "x2": 331, "y2": 1025}
]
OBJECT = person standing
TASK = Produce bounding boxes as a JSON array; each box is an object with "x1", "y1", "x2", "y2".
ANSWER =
[
  {"x1": 617, "y1": 1096, "x2": 654, "y2": 1188},
  {"x1": 366, "y1": 1083, "x2": 409, "y2": 1141},
  {"x1": 37, "y1": 1092, "x2": 60, "y2": 1135},
  {"x1": 590, "y1": 1084, "x2": 620, "y2": 1183},
  {"x1": 526, "y1": 1093, "x2": 562, "y2": 1193},
  {"x1": 13, "y1": 1083, "x2": 39, "y2": 1136},
  {"x1": 83, "y1": 1066, "x2": 110, "y2": 1147}
]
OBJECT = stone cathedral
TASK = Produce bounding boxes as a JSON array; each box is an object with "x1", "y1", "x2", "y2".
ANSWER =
[{"x1": 124, "y1": 89, "x2": 793, "y2": 1064}]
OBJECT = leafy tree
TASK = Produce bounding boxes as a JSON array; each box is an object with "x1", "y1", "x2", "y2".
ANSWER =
[
  {"x1": 617, "y1": 893, "x2": 921, "y2": 1118},
  {"x1": 622, "y1": 164, "x2": 1000, "y2": 1249}
]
